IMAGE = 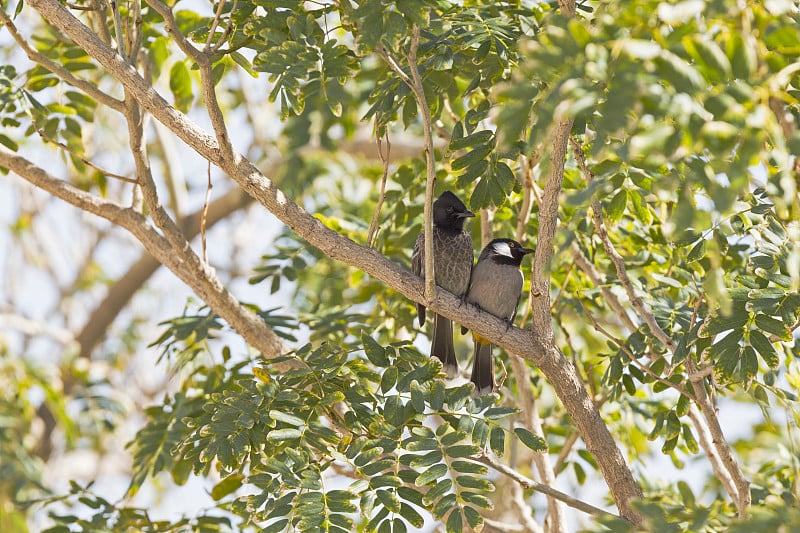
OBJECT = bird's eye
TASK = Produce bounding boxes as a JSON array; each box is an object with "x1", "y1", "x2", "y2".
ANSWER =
[
  {"x1": 509, "y1": 242, "x2": 516, "y2": 248},
  {"x1": 446, "y1": 206, "x2": 454, "y2": 213}
]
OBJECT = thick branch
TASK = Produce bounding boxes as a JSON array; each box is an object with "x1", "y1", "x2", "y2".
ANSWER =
[
  {"x1": 23, "y1": 0, "x2": 644, "y2": 520},
  {"x1": 530, "y1": 118, "x2": 571, "y2": 334}
]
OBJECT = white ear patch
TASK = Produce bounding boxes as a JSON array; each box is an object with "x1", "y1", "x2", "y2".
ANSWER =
[{"x1": 493, "y1": 241, "x2": 513, "y2": 258}]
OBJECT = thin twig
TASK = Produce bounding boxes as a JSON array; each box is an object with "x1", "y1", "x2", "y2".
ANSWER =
[
  {"x1": 366, "y1": 132, "x2": 390, "y2": 247},
  {"x1": 515, "y1": 150, "x2": 541, "y2": 243},
  {"x1": 145, "y1": 0, "x2": 234, "y2": 161},
  {"x1": 35, "y1": 128, "x2": 137, "y2": 183},
  {"x1": 477, "y1": 451, "x2": 619, "y2": 520},
  {"x1": 511, "y1": 481, "x2": 545, "y2": 533},
  {"x1": 480, "y1": 207, "x2": 494, "y2": 247},
  {"x1": 579, "y1": 300, "x2": 695, "y2": 400},
  {"x1": 201, "y1": 160, "x2": 213, "y2": 263},
  {"x1": 127, "y1": 0, "x2": 143, "y2": 64},
  {"x1": 204, "y1": 0, "x2": 228, "y2": 51},
  {"x1": 571, "y1": 135, "x2": 675, "y2": 351},
  {"x1": 687, "y1": 405, "x2": 740, "y2": 504},
  {"x1": 406, "y1": 26, "x2": 437, "y2": 305},
  {"x1": 379, "y1": 28, "x2": 437, "y2": 303},
  {"x1": 686, "y1": 354, "x2": 751, "y2": 517},
  {"x1": 570, "y1": 242, "x2": 638, "y2": 332},
  {"x1": 109, "y1": 0, "x2": 127, "y2": 60},
  {"x1": 553, "y1": 430, "x2": 580, "y2": 474},
  {"x1": 211, "y1": 0, "x2": 238, "y2": 53},
  {"x1": 0, "y1": 313, "x2": 76, "y2": 346}
]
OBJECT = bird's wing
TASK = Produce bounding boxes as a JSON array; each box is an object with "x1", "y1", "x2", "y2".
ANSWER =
[{"x1": 412, "y1": 234, "x2": 426, "y2": 325}]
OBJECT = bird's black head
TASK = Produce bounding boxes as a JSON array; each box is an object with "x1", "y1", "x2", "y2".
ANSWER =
[
  {"x1": 432, "y1": 191, "x2": 474, "y2": 230},
  {"x1": 482, "y1": 238, "x2": 534, "y2": 266}
]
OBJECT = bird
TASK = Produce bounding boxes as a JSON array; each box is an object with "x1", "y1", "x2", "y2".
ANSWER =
[
  {"x1": 412, "y1": 191, "x2": 475, "y2": 378},
  {"x1": 464, "y1": 238, "x2": 533, "y2": 395}
]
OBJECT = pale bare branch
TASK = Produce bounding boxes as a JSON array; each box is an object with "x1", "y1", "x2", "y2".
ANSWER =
[
  {"x1": 477, "y1": 451, "x2": 619, "y2": 521},
  {"x1": 366, "y1": 133, "x2": 390, "y2": 247}
]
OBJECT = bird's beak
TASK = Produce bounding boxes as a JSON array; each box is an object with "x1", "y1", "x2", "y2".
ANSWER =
[
  {"x1": 458, "y1": 210, "x2": 475, "y2": 218},
  {"x1": 521, "y1": 247, "x2": 534, "y2": 255}
]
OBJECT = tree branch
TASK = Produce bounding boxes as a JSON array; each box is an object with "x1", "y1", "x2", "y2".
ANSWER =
[
  {"x1": 687, "y1": 404, "x2": 740, "y2": 505},
  {"x1": 571, "y1": 136, "x2": 751, "y2": 517},
  {"x1": 407, "y1": 26, "x2": 437, "y2": 304},
  {"x1": 571, "y1": 137, "x2": 675, "y2": 351},
  {"x1": 477, "y1": 451, "x2": 619, "y2": 521},
  {"x1": 144, "y1": 0, "x2": 234, "y2": 161},
  {"x1": 366, "y1": 133, "x2": 390, "y2": 247},
  {"x1": 687, "y1": 357, "x2": 751, "y2": 517},
  {"x1": 0, "y1": 148, "x2": 283, "y2": 359},
  {"x1": 378, "y1": 27, "x2": 437, "y2": 303},
  {"x1": 570, "y1": 242, "x2": 637, "y2": 332}
]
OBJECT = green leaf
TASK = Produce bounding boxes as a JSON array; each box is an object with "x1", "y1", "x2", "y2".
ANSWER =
[
  {"x1": 423, "y1": 478, "x2": 453, "y2": 504},
  {"x1": 656, "y1": 50, "x2": 705, "y2": 93},
  {"x1": 363, "y1": 333, "x2": 390, "y2": 366},
  {"x1": 605, "y1": 189, "x2": 627, "y2": 222},
  {"x1": 445, "y1": 444, "x2": 479, "y2": 458},
  {"x1": 456, "y1": 475, "x2": 493, "y2": 491},
  {"x1": 687, "y1": 239, "x2": 706, "y2": 262},
  {"x1": 464, "y1": 505, "x2": 483, "y2": 529},
  {"x1": 450, "y1": 129, "x2": 494, "y2": 151},
  {"x1": 169, "y1": 61, "x2": 193, "y2": 112},
  {"x1": 749, "y1": 329, "x2": 779, "y2": 369},
  {"x1": 416, "y1": 463, "x2": 447, "y2": 486},
  {"x1": 489, "y1": 426, "x2": 505, "y2": 457},
  {"x1": 267, "y1": 428, "x2": 302, "y2": 442},
  {"x1": 211, "y1": 473, "x2": 243, "y2": 501},
  {"x1": 754, "y1": 314, "x2": 791, "y2": 341},
  {"x1": 262, "y1": 519, "x2": 290, "y2": 533},
  {"x1": 399, "y1": 503, "x2": 424, "y2": 528},
  {"x1": 513, "y1": 428, "x2": 547, "y2": 452},
  {"x1": 410, "y1": 380, "x2": 426, "y2": 413},
  {"x1": 270, "y1": 410, "x2": 305, "y2": 427},
  {"x1": 0, "y1": 133, "x2": 19, "y2": 152},
  {"x1": 446, "y1": 508, "x2": 463, "y2": 533},
  {"x1": 452, "y1": 143, "x2": 493, "y2": 171}
]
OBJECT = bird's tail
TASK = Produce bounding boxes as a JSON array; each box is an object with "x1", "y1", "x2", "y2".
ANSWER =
[
  {"x1": 431, "y1": 313, "x2": 458, "y2": 378},
  {"x1": 470, "y1": 338, "x2": 494, "y2": 395}
]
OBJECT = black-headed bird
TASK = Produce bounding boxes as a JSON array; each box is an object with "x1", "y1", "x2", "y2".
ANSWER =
[{"x1": 412, "y1": 191, "x2": 475, "y2": 377}]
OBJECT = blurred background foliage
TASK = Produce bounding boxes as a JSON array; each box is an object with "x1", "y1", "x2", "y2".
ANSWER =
[{"x1": 2, "y1": 0, "x2": 800, "y2": 531}]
